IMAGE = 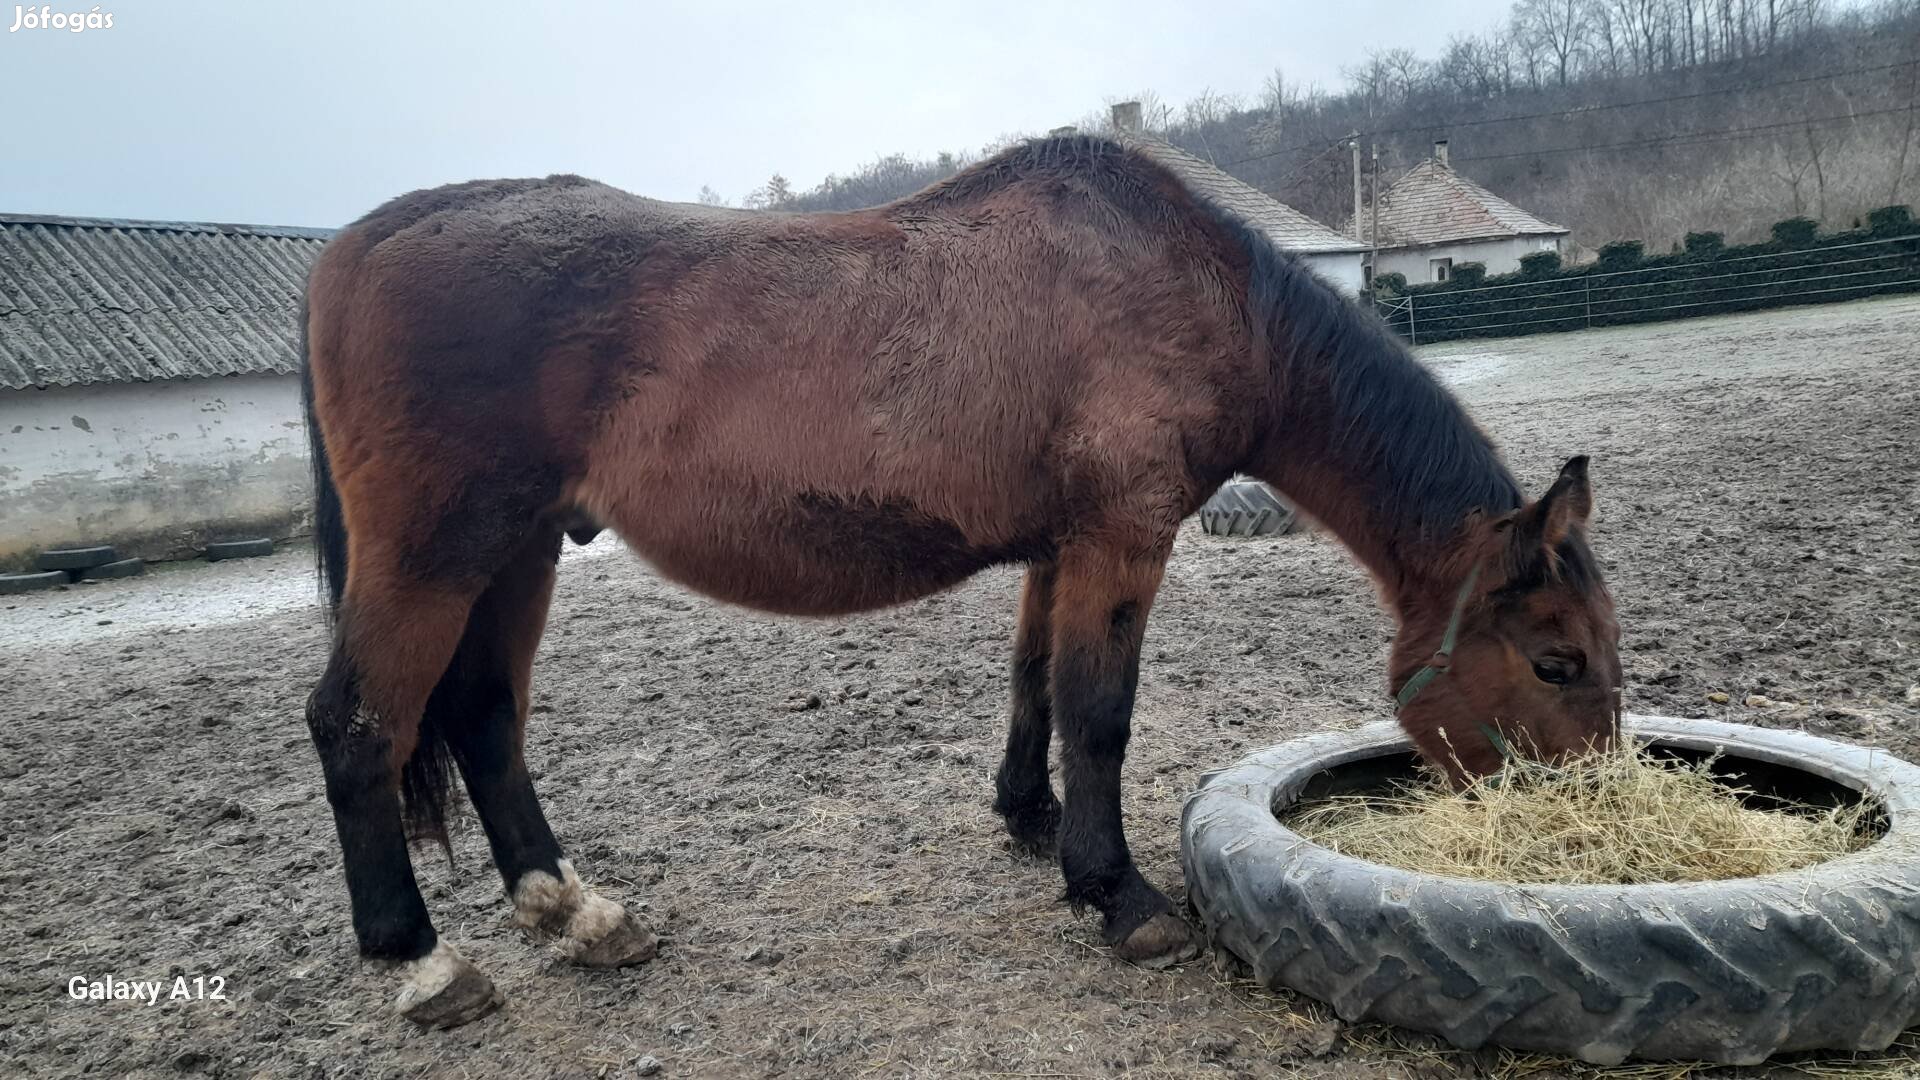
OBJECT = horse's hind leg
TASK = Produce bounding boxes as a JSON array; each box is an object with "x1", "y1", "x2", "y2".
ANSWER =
[
  {"x1": 993, "y1": 563, "x2": 1061, "y2": 857},
  {"x1": 1050, "y1": 537, "x2": 1202, "y2": 968},
  {"x1": 307, "y1": 569, "x2": 500, "y2": 1028},
  {"x1": 433, "y1": 530, "x2": 656, "y2": 967}
]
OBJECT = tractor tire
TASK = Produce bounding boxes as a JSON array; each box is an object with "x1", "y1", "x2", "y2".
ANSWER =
[
  {"x1": 0, "y1": 570, "x2": 69, "y2": 595},
  {"x1": 79, "y1": 558, "x2": 145, "y2": 581},
  {"x1": 205, "y1": 539, "x2": 275, "y2": 561},
  {"x1": 1198, "y1": 478, "x2": 1297, "y2": 537},
  {"x1": 1181, "y1": 715, "x2": 1920, "y2": 1066},
  {"x1": 34, "y1": 545, "x2": 117, "y2": 571}
]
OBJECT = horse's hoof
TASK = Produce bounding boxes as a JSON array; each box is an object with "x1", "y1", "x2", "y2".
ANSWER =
[
  {"x1": 513, "y1": 860, "x2": 658, "y2": 968},
  {"x1": 561, "y1": 895, "x2": 658, "y2": 969},
  {"x1": 1112, "y1": 913, "x2": 1203, "y2": 970},
  {"x1": 993, "y1": 793, "x2": 1061, "y2": 860},
  {"x1": 393, "y1": 941, "x2": 503, "y2": 1029},
  {"x1": 1005, "y1": 828, "x2": 1058, "y2": 862}
]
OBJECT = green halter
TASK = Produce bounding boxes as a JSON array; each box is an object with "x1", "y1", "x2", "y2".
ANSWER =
[{"x1": 1393, "y1": 562, "x2": 1483, "y2": 713}]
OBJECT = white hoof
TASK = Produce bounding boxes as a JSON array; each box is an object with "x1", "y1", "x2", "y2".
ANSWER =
[
  {"x1": 393, "y1": 940, "x2": 502, "y2": 1029},
  {"x1": 512, "y1": 859, "x2": 658, "y2": 968}
]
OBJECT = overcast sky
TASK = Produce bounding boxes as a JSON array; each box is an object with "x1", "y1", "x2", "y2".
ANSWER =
[{"x1": 2, "y1": 0, "x2": 1504, "y2": 228}]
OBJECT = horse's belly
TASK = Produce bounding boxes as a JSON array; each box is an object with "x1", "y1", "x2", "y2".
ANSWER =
[{"x1": 597, "y1": 482, "x2": 1040, "y2": 617}]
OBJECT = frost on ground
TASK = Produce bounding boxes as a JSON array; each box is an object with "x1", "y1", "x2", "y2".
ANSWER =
[
  {"x1": 2, "y1": 296, "x2": 1917, "y2": 1079},
  {"x1": 0, "y1": 527, "x2": 627, "y2": 651}
]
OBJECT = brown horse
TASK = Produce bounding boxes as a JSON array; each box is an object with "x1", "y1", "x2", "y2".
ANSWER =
[{"x1": 300, "y1": 135, "x2": 1622, "y2": 1028}]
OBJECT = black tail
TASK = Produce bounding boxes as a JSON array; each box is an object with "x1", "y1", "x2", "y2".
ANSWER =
[
  {"x1": 302, "y1": 293, "x2": 348, "y2": 619},
  {"x1": 302, "y1": 288, "x2": 457, "y2": 849}
]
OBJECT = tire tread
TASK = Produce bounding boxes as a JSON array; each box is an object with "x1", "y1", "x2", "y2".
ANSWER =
[{"x1": 1181, "y1": 716, "x2": 1920, "y2": 1064}]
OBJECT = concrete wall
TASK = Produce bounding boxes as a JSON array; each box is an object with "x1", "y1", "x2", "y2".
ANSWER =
[
  {"x1": 1298, "y1": 251, "x2": 1368, "y2": 297},
  {"x1": 1375, "y1": 235, "x2": 1563, "y2": 283},
  {"x1": 0, "y1": 374, "x2": 311, "y2": 569}
]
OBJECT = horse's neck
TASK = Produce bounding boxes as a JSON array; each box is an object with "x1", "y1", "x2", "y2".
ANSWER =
[
  {"x1": 1251, "y1": 448, "x2": 1425, "y2": 602},
  {"x1": 1247, "y1": 366, "x2": 1516, "y2": 607}
]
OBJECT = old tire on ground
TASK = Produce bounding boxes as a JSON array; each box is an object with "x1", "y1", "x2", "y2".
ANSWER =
[
  {"x1": 205, "y1": 538, "x2": 274, "y2": 561},
  {"x1": 0, "y1": 570, "x2": 70, "y2": 595},
  {"x1": 79, "y1": 557, "x2": 145, "y2": 581},
  {"x1": 35, "y1": 545, "x2": 117, "y2": 571},
  {"x1": 1181, "y1": 715, "x2": 1920, "y2": 1066},
  {"x1": 1198, "y1": 478, "x2": 1297, "y2": 537}
]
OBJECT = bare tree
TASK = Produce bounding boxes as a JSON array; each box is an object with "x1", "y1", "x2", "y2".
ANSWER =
[
  {"x1": 1509, "y1": 10, "x2": 1549, "y2": 87},
  {"x1": 1768, "y1": 139, "x2": 1818, "y2": 214},
  {"x1": 1261, "y1": 67, "x2": 1295, "y2": 116},
  {"x1": 1380, "y1": 48, "x2": 1430, "y2": 100},
  {"x1": 1183, "y1": 87, "x2": 1243, "y2": 129},
  {"x1": 1679, "y1": 0, "x2": 1706, "y2": 63},
  {"x1": 1802, "y1": 124, "x2": 1829, "y2": 219},
  {"x1": 1610, "y1": 0, "x2": 1671, "y2": 72},
  {"x1": 1514, "y1": 0, "x2": 1592, "y2": 85},
  {"x1": 1483, "y1": 30, "x2": 1519, "y2": 92},
  {"x1": 1593, "y1": 2, "x2": 1625, "y2": 76},
  {"x1": 743, "y1": 173, "x2": 794, "y2": 211},
  {"x1": 1341, "y1": 51, "x2": 1395, "y2": 118},
  {"x1": 1252, "y1": 68, "x2": 1299, "y2": 150},
  {"x1": 1341, "y1": 47, "x2": 1428, "y2": 117},
  {"x1": 1437, "y1": 33, "x2": 1519, "y2": 98},
  {"x1": 1893, "y1": 42, "x2": 1920, "y2": 202},
  {"x1": 1438, "y1": 35, "x2": 1482, "y2": 96},
  {"x1": 696, "y1": 185, "x2": 727, "y2": 207},
  {"x1": 1758, "y1": 0, "x2": 1823, "y2": 51}
]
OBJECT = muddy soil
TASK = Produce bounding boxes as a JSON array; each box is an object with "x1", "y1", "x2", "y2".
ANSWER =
[{"x1": 3, "y1": 296, "x2": 1916, "y2": 1079}]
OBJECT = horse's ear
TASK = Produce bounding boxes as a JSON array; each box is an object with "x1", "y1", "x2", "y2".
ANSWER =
[{"x1": 1514, "y1": 455, "x2": 1593, "y2": 551}]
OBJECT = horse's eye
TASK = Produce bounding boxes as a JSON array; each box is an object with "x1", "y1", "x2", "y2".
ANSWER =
[{"x1": 1532, "y1": 652, "x2": 1584, "y2": 685}]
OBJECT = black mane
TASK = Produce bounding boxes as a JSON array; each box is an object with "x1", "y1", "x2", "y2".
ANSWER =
[
  {"x1": 904, "y1": 134, "x2": 1205, "y2": 229},
  {"x1": 1201, "y1": 193, "x2": 1526, "y2": 544}
]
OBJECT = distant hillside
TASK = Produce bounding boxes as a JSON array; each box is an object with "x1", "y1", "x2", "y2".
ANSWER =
[{"x1": 746, "y1": 0, "x2": 1920, "y2": 257}]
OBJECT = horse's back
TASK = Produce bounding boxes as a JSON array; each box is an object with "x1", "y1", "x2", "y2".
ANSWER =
[
  {"x1": 305, "y1": 161, "x2": 1261, "y2": 614},
  {"x1": 305, "y1": 175, "x2": 772, "y2": 495}
]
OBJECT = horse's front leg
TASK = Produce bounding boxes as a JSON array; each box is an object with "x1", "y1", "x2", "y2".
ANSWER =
[{"x1": 1049, "y1": 540, "x2": 1202, "y2": 968}]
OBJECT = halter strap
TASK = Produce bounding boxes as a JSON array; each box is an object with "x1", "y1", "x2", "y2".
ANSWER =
[{"x1": 1393, "y1": 562, "x2": 1483, "y2": 712}]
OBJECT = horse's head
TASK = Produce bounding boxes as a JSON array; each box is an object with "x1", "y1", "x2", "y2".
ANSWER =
[{"x1": 1392, "y1": 455, "x2": 1622, "y2": 781}]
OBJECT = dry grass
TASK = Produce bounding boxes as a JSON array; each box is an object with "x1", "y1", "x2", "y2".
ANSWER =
[{"x1": 1285, "y1": 743, "x2": 1877, "y2": 886}]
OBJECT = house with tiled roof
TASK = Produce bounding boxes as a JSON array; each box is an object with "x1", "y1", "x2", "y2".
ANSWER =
[
  {"x1": 1107, "y1": 103, "x2": 1371, "y2": 296},
  {"x1": 1353, "y1": 142, "x2": 1570, "y2": 286},
  {"x1": 0, "y1": 213, "x2": 330, "y2": 567}
]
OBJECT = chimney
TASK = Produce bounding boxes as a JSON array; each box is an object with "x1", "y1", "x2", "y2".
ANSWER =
[
  {"x1": 1434, "y1": 139, "x2": 1450, "y2": 167},
  {"x1": 1111, "y1": 100, "x2": 1143, "y2": 134}
]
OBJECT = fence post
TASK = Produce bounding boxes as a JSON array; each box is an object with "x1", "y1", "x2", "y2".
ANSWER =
[
  {"x1": 1407, "y1": 294, "x2": 1417, "y2": 345},
  {"x1": 1584, "y1": 277, "x2": 1592, "y2": 329}
]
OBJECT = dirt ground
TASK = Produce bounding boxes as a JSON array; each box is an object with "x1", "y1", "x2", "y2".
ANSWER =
[{"x1": 3, "y1": 296, "x2": 1917, "y2": 1080}]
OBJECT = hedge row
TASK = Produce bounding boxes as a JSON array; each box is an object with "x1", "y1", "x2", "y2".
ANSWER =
[{"x1": 1374, "y1": 207, "x2": 1920, "y2": 344}]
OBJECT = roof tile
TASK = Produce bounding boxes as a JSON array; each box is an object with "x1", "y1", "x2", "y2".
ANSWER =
[
  {"x1": 0, "y1": 214, "x2": 332, "y2": 391},
  {"x1": 1354, "y1": 159, "x2": 1568, "y2": 249},
  {"x1": 1120, "y1": 136, "x2": 1368, "y2": 255}
]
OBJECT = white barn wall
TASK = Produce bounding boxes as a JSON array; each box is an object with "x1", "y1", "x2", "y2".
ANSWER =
[
  {"x1": 1298, "y1": 252, "x2": 1367, "y2": 297},
  {"x1": 1375, "y1": 235, "x2": 1563, "y2": 283},
  {"x1": 0, "y1": 374, "x2": 310, "y2": 568}
]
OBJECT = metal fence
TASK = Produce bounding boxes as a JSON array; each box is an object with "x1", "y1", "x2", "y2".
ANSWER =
[{"x1": 1374, "y1": 233, "x2": 1920, "y2": 344}]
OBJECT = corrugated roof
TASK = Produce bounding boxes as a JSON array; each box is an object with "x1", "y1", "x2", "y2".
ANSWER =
[
  {"x1": 0, "y1": 213, "x2": 333, "y2": 391},
  {"x1": 1120, "y1": 135, "x2": 1369, "y2": 255},
  {"x1": 1353, "y1": 159, "x2": 1568, "y2": 249}
]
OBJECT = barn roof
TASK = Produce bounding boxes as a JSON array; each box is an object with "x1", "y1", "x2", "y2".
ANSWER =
[
  {"x1": 1120, "y1": 136, "x2": 1369, "y2": 255},
  {"x1": 0, "y1": 213, "x2": 333, "y2": 391},
  {"x1": 1353, "y1": 159, "x2": 1569, "y2": 249}
]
